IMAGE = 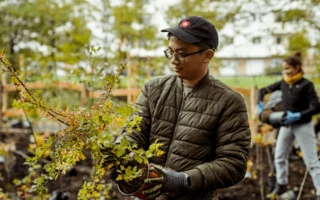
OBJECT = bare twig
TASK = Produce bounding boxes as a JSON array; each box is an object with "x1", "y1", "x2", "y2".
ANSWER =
[
  {"x1": 101, "y1": 62, "x2": 126, "y2": 101},
  {"x1": 13, "y1": 150, "x2": 51, "y2": 164},
  {"x1": 23, "y1": 99, "x2": 68, "y2": 119},
  {"x1": 13, "y1": 150, "x2": 28, "y2": 159},
  {"x1": 296, "y1": 166, "x2": 309, "y2": 200},
  {"x1": 22, "y1": 109, "x2": 38, "y2": 147},
  {"x1": 265, "y1": 144, "x2": 274, "y2": 175},
  {"x1": 0, "y1": 55, "x2": 69, "y2": 126},
  {"x1": 297, "y1": 155, "x2": 320, "y2": 200},
  {"x1": 256, "y1": 140, "x2": 265, "y2": 200},
  {"x1": 259, "y1": 143, "x2": 265, "y2": 200}
]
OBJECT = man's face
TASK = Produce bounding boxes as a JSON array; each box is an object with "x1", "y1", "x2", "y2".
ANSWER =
[{"x1": 167, "y1": 36, "x2": 209, "y2": 85}]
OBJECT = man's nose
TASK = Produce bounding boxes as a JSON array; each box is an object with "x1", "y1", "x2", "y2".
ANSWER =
[{"x1": 170, "y1": 55, "x2": 179, "y2": 65}]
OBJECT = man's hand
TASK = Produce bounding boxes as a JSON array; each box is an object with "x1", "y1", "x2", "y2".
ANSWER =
[
  {"x1": 257, "y1": 102, "x2": 264, "y2": 115},
  {"x1": 100, "y1": 147, "x2": 118, "y2": 180},
  {"x1": 283, "y1": 111, "x2": 301, "y2": 125},
  {"x1": 100, "y1": 147, "x2": 117, "y2": 167},
  {"x1": 143, "y1": 164, "x2": 190, "y2": 199}
]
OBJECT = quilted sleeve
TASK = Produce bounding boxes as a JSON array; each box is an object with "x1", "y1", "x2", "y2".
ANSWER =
[{"x1": 194, "y1": 92, "x2": 251, "y2": 191}]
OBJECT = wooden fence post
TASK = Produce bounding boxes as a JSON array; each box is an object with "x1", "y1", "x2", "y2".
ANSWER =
[
  {"x1": 0, "y1": 82, "x2": 2, "y2": 127},
  {"x1": 1, "y1": 70, "x2": 7, "y2": 115},
  {"x1": 127, "y1": 61, "x2": 132, "y2": 103},
  {"x1": 250, "y1": 86, "x2": 258, "y2": 146},
  {"x1": 81, "y1": 83, "x2": 87, "y2": 107},
  {"x1": 147, "y1": 56, "x2": 151, "y2": 80}
]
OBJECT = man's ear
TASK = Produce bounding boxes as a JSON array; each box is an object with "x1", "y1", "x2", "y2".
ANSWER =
[{"x1": 204, "y1": 49, "x2": 214, "y2": 63}]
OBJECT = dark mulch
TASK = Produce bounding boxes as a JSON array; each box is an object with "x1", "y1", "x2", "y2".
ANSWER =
[
  {"x1": 0, "y1": 131, "x2": 317, "y2": 200},
  {"x1": 218, "y1": 143, "x2": 317, "y2": 200}
]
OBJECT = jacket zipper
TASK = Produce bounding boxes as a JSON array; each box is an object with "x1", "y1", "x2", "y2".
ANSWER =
[
  {"x1": 288, "y1": 85, "x2": 292, "y2": 110},
  {"x1": 164, "y1": 94, "x2": 188, "y2": 167}
]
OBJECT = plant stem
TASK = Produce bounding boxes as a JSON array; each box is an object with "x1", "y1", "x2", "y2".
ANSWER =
[
  {"x1": 0, "y1": 56, "x2": 69, "y2": 126},
  {"x1": 297, "y1": 155, "x2": 320, "y2": 200},
  {"x1": 101, "y1": 62, "x2": 126, "y2": 101},
  {"x1": 259, "y1": 143, "x2": 265, "y2": 200},
  {"x1": 296, "y1": 166, "x2": 308, "y2": 200},
  {"x1": 265, "y1": 144, "x2": 274, "y2": 175}
]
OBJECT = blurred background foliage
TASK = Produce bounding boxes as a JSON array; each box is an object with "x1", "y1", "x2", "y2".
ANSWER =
[
  {"x1": 0, "y1": 0, "x2": 319, "y2": 108},
  {"x1": 1, "y1": 1, "x2": 320, "y2": 199}
]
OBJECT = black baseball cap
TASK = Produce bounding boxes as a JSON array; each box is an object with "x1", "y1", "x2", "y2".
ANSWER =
[{"x1": 161, "y1": 16, "x2": 219, "y2": 50}]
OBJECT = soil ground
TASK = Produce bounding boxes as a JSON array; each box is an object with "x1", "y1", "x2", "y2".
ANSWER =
[
  {"x1": 218, "y1": 143, "x2": 317, "y2": 200},
  {"x1": 0, "y1": 130, "x2": 318, "y2": 200}
]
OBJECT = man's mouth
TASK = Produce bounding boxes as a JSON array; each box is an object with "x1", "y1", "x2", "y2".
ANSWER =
[{"x1": 174, "y1": 67, "x2": 183, "y2": 71}]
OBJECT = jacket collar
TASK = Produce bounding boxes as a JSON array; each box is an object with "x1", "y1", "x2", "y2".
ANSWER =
[
  {"x1": 176, "y1": 71, "x2": 210, "y2": 93},
  {"x1": 194, "y1": 71, "x2": 211, "y2": 90}
]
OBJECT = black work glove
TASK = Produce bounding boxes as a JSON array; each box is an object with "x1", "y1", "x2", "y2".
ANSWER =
[
  {"x1": 101, "y1": 147, "x2": 139, "y2": 181},
  {"x1": 100, "y1": 147, "x2": 117, "y2": 166},
  {"x1": 100, "y1": 146, "x2": 118, "y2": 180},
  {"x1": 143, "y1": 164, "x2": 190, "y2": 199}
]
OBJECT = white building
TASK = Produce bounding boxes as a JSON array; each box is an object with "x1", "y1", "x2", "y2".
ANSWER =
[
  {"x1": 88, "y1": 0, "x2": 319, "y2": 77},
  {"x1": 215, "y1": 0, "x2": 318, "y2": 76}
]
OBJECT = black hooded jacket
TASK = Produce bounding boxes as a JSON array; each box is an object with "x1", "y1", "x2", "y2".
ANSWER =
[{"x1": 258, "y1": 78, "x2": 320, "y2": 124}]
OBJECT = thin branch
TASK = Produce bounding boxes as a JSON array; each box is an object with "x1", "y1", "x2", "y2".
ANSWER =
[
  {"x1": 296, "y1": 166, "x2": 308, "y2": 200},
  {"x1": 13, "y1": 150, "x2": 28, "y2": 159},
  {"x1": 0, "y1": 55, "x2": 69, "y2": 126},
  {"x1": 0, "y1": 56, "x2": 35, "y2": 102},
  {"x1": 259, "y1": 143, "x2": 265, "y2": 200},
  {"x1": 92, "y1": 61, "x2": 127, "y2": 109},
  {"x1": 22, "y1": 109, "x2": 38, "y2": 148},
  {"x1": 102, "y1": 62, "x2": 126, "y2": 100},
  {"x1": 297, "y1": 155, "x2": 320, "y2": 200},
  {"x1": 255, "y1": 141, "x2": 265, "y2": 200},
  {"x1": 265, "y1": 144, "x2": 275, "y2": 175},
  {"x1": 23, "y1": 99, "x2": 68, "y2": 125},
  {"x1": 22, "y1": 96, "x2": 67, "y2": 118}
]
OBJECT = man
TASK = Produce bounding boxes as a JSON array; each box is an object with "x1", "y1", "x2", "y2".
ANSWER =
[{"x1": 113, "y1": 16, "x2": 251, "y2": 200}]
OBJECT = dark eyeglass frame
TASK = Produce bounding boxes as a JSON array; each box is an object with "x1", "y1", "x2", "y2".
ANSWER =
[{"x1": 164, "y1": 48, "x2": 209, "y2": 64}]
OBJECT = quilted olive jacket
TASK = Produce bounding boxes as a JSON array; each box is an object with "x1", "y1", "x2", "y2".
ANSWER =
[{"x1": 121, "y1": 73, "x2": 251, "y2": 199}]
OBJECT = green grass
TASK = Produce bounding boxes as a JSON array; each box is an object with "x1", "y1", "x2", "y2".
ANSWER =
[
  {"x1": 216, "y1": 75, "x2": 320, "y2": 92},
  {"x1": 216, "y1": 75, "x2": 283, "y2": 89},
  {"x1": 51, "y1": 74, "x2": 320, "y2": 92}
]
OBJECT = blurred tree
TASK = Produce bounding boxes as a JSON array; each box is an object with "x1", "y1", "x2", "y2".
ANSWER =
[
  {"x1": 271, "y1": 0, "x2": 320, "y2": 82},
  {"x1": 111, "y1": 0, "x2": 158, "y2": 59},
  {"x1": 265, "y1": 65, "x2": 282, "y2": 76},
  {"x1": 0, "y1": 0, "x2": 93, "y2": 112},
  {"x1": 105, "y1": 0, "x2": 161, "y2": 85},
  {"x1": 215, "y1": 0, "x2": 320, "y2": 77},
  {"x1": 100, "y1": 0, "x2": 113, "y2": 59},
  {"x1": 0, "y1": 0, "x2": 92, "y2": 80},
  {"x1": 287, "y1": 31, "x2": 311, "y2": 56},
  {"x1": 165, "y1": 0, "x2": 239, "y2": 30}
]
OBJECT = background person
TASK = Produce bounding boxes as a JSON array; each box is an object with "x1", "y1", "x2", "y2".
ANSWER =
[{"x1": 257, "y1": 51, "x2": 320, "y2": 199}]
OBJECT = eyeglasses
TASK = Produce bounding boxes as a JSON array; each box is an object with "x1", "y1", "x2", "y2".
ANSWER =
[{"x1": 164, "y1": 48, "x2": 208, "y2": 64}]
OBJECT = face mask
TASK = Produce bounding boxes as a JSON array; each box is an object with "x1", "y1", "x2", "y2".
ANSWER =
[{"x1": 282, "y1": 68, "x2": 292, "y2": 76}]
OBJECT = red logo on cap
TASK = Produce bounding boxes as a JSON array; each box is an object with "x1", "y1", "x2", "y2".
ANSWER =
[{"x1": 180, "y1": 20, "x2": 190, "y2": 28}]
